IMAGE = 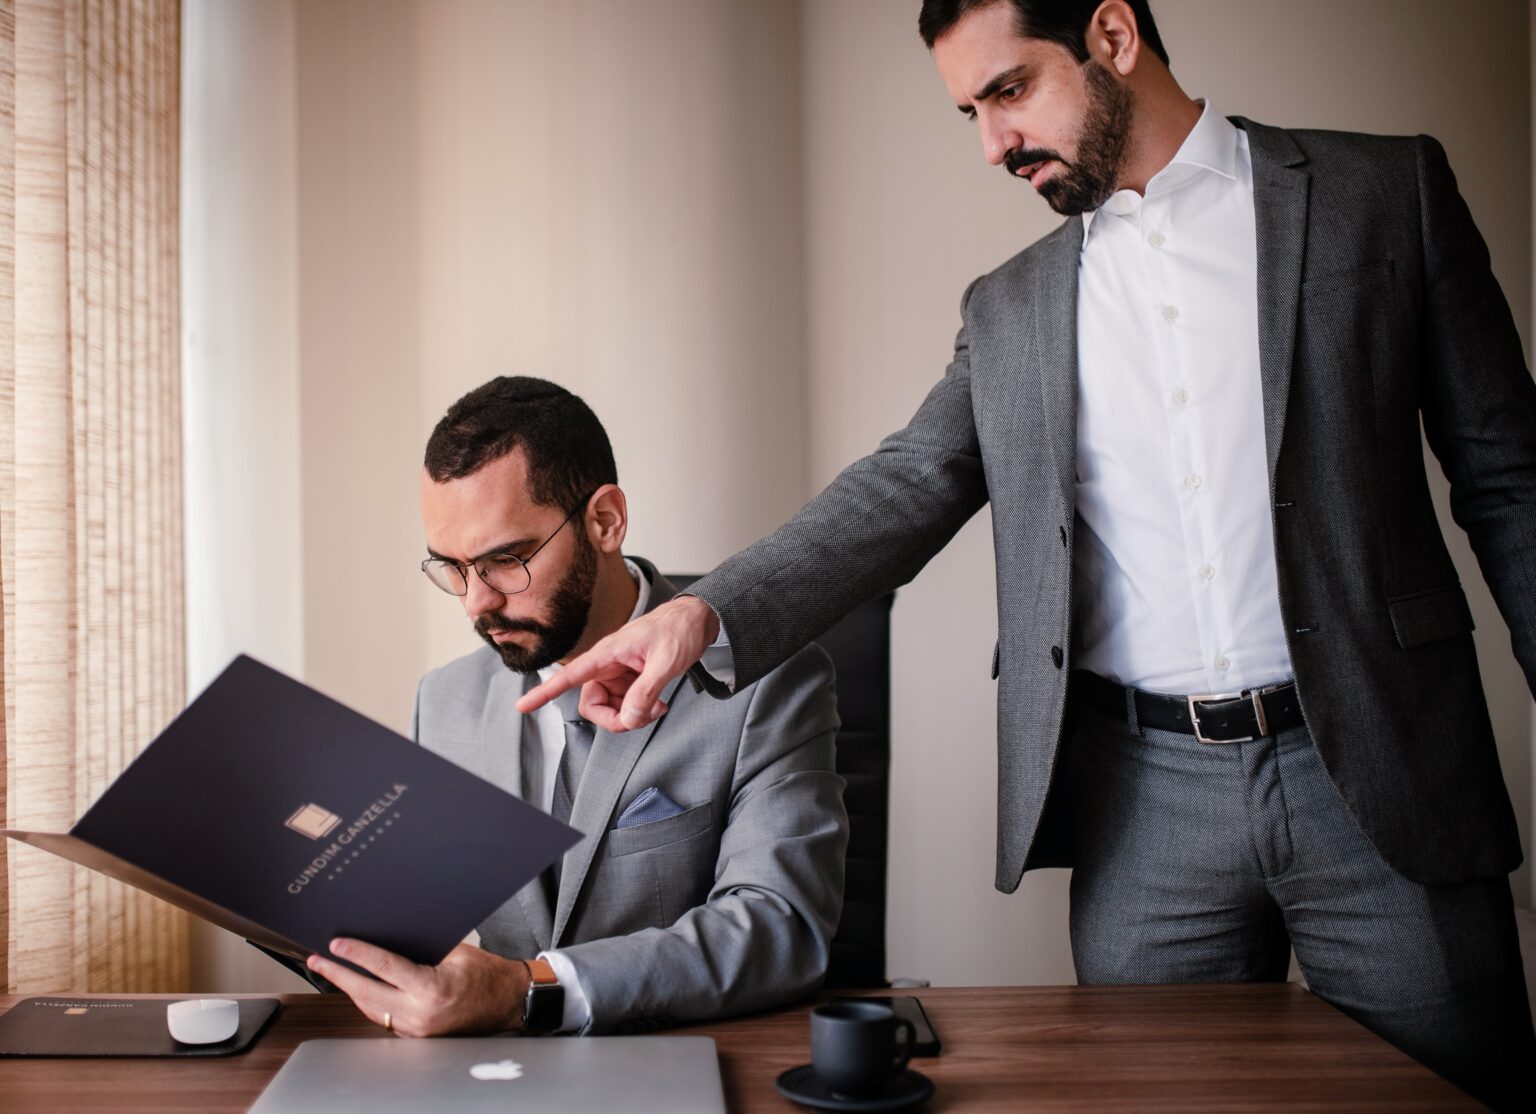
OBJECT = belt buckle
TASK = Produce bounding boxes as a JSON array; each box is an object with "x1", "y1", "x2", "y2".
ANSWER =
[{"x1": 1186, "y1": 689, "x2": 1268, "y2": 744}]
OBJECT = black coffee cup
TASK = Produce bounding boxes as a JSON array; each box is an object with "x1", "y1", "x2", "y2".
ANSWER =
[{"x1": 810, "y1": 1000, "x2": 915, "y2": 1097}]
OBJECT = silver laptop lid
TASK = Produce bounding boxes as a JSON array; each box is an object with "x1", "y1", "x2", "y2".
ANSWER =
[{"x1": 249, "y1": 1036, "x2": 726, "y2": 1114}]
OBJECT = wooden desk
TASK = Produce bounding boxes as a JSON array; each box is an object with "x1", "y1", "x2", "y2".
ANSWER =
[{"x1": 0, "y1": 984, "x2": 1478, "y2": 1111}]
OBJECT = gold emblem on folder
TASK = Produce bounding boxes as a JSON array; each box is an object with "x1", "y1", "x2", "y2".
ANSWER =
[{"x1": 285, "y1": 803, "x2": 342, "y2": 840}]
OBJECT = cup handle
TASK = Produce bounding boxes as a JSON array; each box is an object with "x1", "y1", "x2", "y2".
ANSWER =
[{"x1": 891, "y1": 1018, "x2": 915, "y2": 1074}]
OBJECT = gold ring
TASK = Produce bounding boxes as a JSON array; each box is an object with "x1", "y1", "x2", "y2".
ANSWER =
[{"x1": 383, "y1": 1011, "x2": 392, "y2": 1031}]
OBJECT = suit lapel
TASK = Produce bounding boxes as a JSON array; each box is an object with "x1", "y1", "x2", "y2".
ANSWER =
[
  {"x1": 1235, "y1": 117, "x2": 1310, "y2": 482},
  {"x1": 550, "y1": 673, "x2": 686, "y2": 947},
  {"x1": 548, "y1": 558, "x2": 679, "y2": 947},
  {"x1": 1029, "y1": 218, "x2": 1085, "y2": 513},
  {"x1": 476, "y1": 668, "x2": 527, "y2": 808},
  {"x1": 476, "y1": 670, "x2": 553, "y2": 947}
]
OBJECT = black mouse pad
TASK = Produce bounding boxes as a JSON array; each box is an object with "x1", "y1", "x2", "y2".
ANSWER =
[{"x1": 0, "y1": 996, "x2": 280, "y2": 1057}]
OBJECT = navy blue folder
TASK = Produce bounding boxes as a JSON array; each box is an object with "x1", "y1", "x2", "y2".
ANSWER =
[{"x1": 3, "y1": 655, "x2": 580, "y2": 971}]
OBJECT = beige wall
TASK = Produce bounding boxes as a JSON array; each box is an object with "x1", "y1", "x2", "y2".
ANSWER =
[
  {"x1": 183, "y1": 0, "x2": 1534, "y2": 990},
  {"x1": 293, "y1": 0, "x2": 810, "y2": 723}
]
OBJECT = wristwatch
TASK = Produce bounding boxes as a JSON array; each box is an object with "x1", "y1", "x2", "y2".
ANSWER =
[{"x1": 521, "y1": 957, "x2": 565, "y2": 1034}]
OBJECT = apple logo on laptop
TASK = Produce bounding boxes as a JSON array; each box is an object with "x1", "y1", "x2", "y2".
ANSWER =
[{"x1": 469, "y1": 1059, "x2": 524, "y2": 1081}]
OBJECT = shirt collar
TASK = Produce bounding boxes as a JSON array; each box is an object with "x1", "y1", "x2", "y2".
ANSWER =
[
  {"x1": 1082, "y1": 99, "x2": 1238, "y2": 237},
  {"x1": 1162, "y1": 99, "x2": 1240, "y2": 183},
  {"x1": 537, "y1": 557, "x2": 648, "y2": 684}
]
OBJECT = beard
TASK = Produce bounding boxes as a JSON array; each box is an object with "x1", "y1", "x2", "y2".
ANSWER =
[
  {"x1": 1003, "y1": 61, "x2": 1134, "y2": 217},
  {"x1": 473, "y1": 532, "x2": 598, "y2": 673}
]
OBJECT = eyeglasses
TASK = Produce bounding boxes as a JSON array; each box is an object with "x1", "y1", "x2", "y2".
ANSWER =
[{"x1": 420, "y1": 490, "x2": 597, "y2": 598}]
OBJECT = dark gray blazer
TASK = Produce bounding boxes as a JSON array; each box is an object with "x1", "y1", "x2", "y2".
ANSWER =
[
  {"x1": 415, "y1": 560, "x2": 846, "y2": 1031},
  {"x1": 689, "y1": 119, "x2": 1533, "y2": 890}
]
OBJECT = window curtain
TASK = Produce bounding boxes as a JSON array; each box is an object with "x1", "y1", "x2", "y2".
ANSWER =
[{"x1": 1, "y1": 0, "x2": 184, "y2": 993}]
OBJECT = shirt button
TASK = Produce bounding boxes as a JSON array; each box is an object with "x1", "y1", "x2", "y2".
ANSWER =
[
  {"x1": 1215, "y1": 655, "x2": 1231, "y2": 672},
  {"x1": 1148, "y1": 231, "x2": 1166, "y2": 247},
  {"x1": 1200, "y1": 564, "x2": 1216, "y2": 581},
  {"x1": 1104, "y1": 189, "x2": 1141, "y2": 215},
  {"x1": 1161, "y1": 304, "x2": 1180, "y2": 321},
  {"x1": 1173, "y1": 388, "x2": 1190, "y2": 406},
  {"x1": 1185, "y1": 474, "x2": 1202, "y2": 491},
  {"x1": 1050, "y1": 645, "x2": 1064, "y2": 668}
]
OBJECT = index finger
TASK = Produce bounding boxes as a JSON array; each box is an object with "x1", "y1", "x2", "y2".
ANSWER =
[{"x1": 516, "y1": 659, "x2": 590, "y2": 714}]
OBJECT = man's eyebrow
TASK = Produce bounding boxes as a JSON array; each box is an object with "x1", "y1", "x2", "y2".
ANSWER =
[
  {"x1": 426, "y1": 537, "x2": 534, "y2": 564},
  {"x1": 971, "y1": 63, "x2": 1033, "y2": 107}
]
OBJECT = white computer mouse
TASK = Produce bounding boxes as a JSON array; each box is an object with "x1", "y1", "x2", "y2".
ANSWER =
[{"x1": 166, "y1": 998, "x2": 240, "y2": 1044}]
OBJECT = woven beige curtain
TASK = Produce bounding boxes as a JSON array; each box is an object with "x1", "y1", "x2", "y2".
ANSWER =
[{"x1": 0, "y1": 0, "x2": 184, "y2": 994}]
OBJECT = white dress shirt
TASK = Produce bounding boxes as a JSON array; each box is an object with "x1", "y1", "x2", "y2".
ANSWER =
[
  {"x1": 1072, "y1": 100, "x2": 1293, "y2": 695},
  {"x1": 533, "y1": 557, "x2": 650, "y2": 1032}
]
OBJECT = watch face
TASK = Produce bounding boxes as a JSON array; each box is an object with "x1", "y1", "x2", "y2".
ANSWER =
[{"x1": 524, "y1": 983, "x2": 565, "y2": 1034}]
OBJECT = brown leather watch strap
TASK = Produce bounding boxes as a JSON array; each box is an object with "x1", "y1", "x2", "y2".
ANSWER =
[
  {"x1": 526, "y1": 956, "x2": 559, "y2": 986},
  {"x1": 520, "y1": 956, "x2": 565, "y2": 1034}
]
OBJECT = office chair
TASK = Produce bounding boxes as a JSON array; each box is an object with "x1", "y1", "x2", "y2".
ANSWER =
[{"x1": 667, "y1": 575, "x2": 894, "y2": 988}]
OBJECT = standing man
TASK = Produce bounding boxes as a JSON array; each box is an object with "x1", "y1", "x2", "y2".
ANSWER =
[
  {"x1": 524, "y1": 1, "x2": 1536, "y2": 1106},
  {"x1": 308, "y1": 376, "x2": 846, "y2": 1037}
]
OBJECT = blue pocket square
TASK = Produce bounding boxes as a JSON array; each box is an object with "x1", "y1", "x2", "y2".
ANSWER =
[{"x1": 615, "y1": 787, "x2": 685, "y2": 829}]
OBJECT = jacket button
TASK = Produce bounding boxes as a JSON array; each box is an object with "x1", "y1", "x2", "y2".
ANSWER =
[
  {"x1": 1059, "y1": 525, "x2": 1067, "y2": 547},
  {"x1": 1050, "y1": 645, "x2": 1063, "y2": 668}
]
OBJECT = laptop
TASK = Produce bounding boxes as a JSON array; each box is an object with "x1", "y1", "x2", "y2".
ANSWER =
[{"x1": 248, "y1": 1036, "x2": 727, "y2": 1114}]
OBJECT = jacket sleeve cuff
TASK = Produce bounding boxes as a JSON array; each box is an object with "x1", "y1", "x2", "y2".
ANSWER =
[{"x1": 537, "y1": 949, "x2": 593, "y2": 1034}]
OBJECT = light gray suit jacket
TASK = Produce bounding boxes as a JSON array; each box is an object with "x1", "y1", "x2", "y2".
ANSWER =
[
  {"x1": 688, "y1": 119, "x2": 1534, "y2": 890},
  {"x1": 413, "y1": 559, "x2": 846, "y2": 1033}
]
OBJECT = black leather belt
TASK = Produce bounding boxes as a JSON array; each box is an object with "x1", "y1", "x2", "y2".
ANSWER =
[{"x1": 1069, "y1": 670, "x2": 1304, "y2": 743}]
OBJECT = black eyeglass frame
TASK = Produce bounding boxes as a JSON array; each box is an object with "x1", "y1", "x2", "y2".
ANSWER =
[{"x1": 420, "y1": 488, "x2": 600, "y2": 597}]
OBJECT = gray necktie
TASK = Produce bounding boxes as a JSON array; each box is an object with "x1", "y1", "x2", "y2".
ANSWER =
[{"x1": 549, "y1": 687, "x2": 594, "y2": 826}]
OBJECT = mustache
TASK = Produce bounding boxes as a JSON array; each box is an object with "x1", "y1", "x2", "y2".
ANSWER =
[
  {"x1": 475, "y1": 612, "x2": 550, "y2": 638},
  {"x1": 1003, "y1": 147, "x2": 1061, "y2": 176}
]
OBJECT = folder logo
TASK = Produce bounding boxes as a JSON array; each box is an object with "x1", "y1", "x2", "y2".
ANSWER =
[{"x1": 285, "y1": 803, "x2": 342, "y2": 840}]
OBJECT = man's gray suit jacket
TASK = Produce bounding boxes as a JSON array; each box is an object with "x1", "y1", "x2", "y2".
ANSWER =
[
  {"x1": 413, "y1": 560, "x2": 847, "y2": 1032},
  {"x1": 688, "y1": 118, "x2": 1533, "y2": 891}
]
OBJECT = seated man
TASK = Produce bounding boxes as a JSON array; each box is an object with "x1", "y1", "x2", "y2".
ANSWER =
[{"x1": 307, "y1": 376, "x2": 847, "y2": 1036}]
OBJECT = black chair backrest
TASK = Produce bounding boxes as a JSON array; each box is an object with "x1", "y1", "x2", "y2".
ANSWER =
[{"x1": 668, "y1": 575, "x2": 893, "y2": 988}]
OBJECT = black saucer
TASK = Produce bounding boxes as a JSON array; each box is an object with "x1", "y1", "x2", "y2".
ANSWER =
[{"x1": 774, "y1": 1064, "x2": 934, "y2": 1111}]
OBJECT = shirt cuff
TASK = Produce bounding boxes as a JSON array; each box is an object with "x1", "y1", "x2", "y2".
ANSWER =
[
  {"x1": 682, "y1": 594, "x2": 736, "y2": 688},
  {"x1": 537, "y1": 949, "x2": 592, "y2": 1034},
  {"x1": 708, "y1": 620, "x2": 730, "y2": 649}
]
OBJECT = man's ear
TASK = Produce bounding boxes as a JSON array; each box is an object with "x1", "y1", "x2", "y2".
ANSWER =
[
  {"x1": 585, "y1": 484, "x2": 628, "y2": 553},
  {"x1": 1088, "y1": 0, "x2": 1141, "y2": 77}
]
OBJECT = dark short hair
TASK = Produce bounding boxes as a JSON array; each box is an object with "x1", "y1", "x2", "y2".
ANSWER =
[
  {"x1": 423, "y1": 376, "x2": 617, "y2": 511},
  {"x1": 918, "y1": 0, "x2": 1169, "y2": 66}
]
